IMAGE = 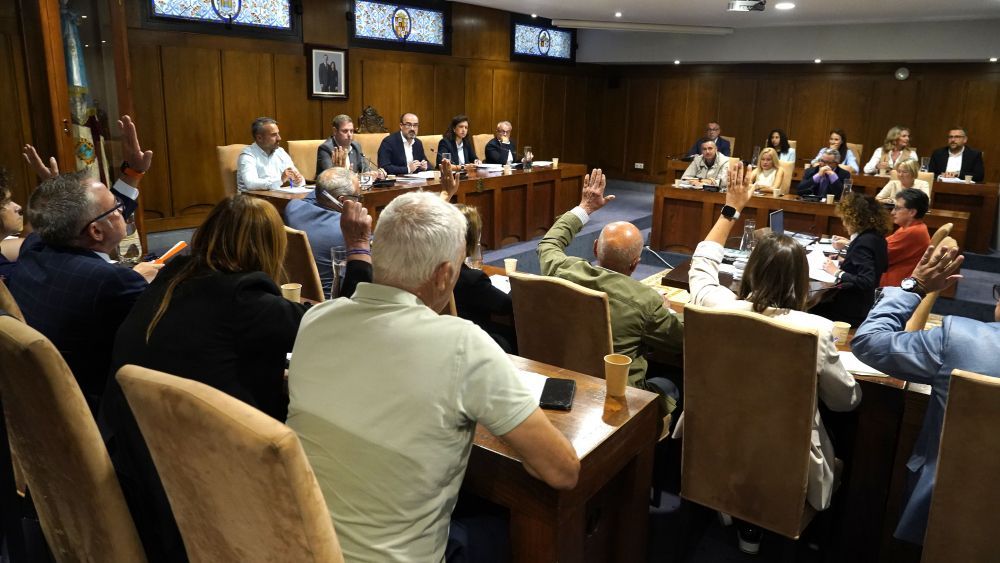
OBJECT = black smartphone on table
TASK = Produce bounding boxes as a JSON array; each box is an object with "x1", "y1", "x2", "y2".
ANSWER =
[{"x1": 539, "y1": 378, "x2": 576, "y2": 411}]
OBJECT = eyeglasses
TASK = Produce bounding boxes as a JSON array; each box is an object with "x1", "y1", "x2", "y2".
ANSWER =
[
  {"x1": 706, "y1": 126, "x2": 721, "y2": 132},
  {"x1": 947, "y1": 134, "x2": 967, "y2": 139},
  {"x1": 81, "y1": 196, "x2": 135, "y2": 235},
  {"x1": 401, "y1": 122, "x2": 419, "y2": 128},
  {"x1": 993, "y1": 284, "x2": 1000, "y2": 301}
]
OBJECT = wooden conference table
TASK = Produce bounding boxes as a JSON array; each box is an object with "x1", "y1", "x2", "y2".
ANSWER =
[
  {"x1": 249, "y1": 164, "x2": 587, "y2": 251},
  {"x1": 464, "y1": 354, "x2": 660, "y2": 563}
]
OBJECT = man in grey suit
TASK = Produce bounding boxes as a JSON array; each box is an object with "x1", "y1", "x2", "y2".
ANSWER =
[
  {"x1": 316, "y1": 114, "x2": 385, "y2": 178},
  {"x1": 852, "y1": 244, "x2": 1000, "y2": 546}
]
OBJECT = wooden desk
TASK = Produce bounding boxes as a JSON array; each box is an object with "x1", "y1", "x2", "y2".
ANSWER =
[
  {"x1": 249, "y1": 164, "x2": 587, "y2": 250},
  {"x1": 464, "y1": 355, "x2": 659, "y2": 563}
]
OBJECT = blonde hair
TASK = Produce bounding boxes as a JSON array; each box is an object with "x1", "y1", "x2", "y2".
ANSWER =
[
  {"x1": 454, "y1": 203, "x2": 482, "y2": 256},
  {"x1": 757, "y1": 147, "x2": 778, "y2": 169},
  {"x1": 882, "y1": 126, "x2": 910, "y2": 152},
  {"x1": 895, "y1": 159, "x2": 919, "y2": 177},
  {"x1": 146, "y1": 195, "x2": 287, "y2": 342}
]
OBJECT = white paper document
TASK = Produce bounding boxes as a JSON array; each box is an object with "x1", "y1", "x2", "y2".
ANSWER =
[
  {"x1": 517, "y1": 369, "x2": 549, "y2": 401},
  {"x1": 531, "y1": 160, "x2": 553, "y2": 167},
  {"x1": 937, "y1": 176, "x2": 966, "y2": 183},
  {"x1": 272, "y1": 186, "x2": 312, "y2": 194},
  {"x1": 838, "y1": 351, "x2": 887, "y2": 377},
  {"x1": 396, "y1": 175, "x2": 428, "y2": 183},
  {"x1": 806, "y1": 248, "x2": 838, "y2": 283},
  {"x1": 408, "y1": 171, "x2": 438, "y2": 179},
  {"x1": 489, "y1": 274, "x2": 511, "y2": 294},
  {"x1": 476, "y1": 163, "x2": 503, "y2": 170}
]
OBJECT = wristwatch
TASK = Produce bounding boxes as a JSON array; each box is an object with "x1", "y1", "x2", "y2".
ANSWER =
[
  {"x1": 721, "y1": 205, "x2": 740, "y2": 221},
  {"x1": 900, "y1": 277, "x2": 927, "y2": 297}
]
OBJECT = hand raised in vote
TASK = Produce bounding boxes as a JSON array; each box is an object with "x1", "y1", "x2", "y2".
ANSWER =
[
  {"x1": 725, "y1": 160, "x2": 754, "y2": 212},
  {"x1": 332, "y1": 146, "x2": 348, "y2": 169},
  {"x1": 22, "y1": 145, "x2": 59, "y2": 181},
  {"x1": 912, "y1": 244, "x2": 964, "y2": 293},
  {"x1": 578, "y1": 168, "x2": 611, "y2": 215},
  {"x1": 340, "y1": 199, "x2": 372, "y2": 254},
  {"x1": 119, "y1": 115, "x2": 153, "y2": 173},
  {"x1": 439, "y1": 159, "x2": 461, "y2": 201}
]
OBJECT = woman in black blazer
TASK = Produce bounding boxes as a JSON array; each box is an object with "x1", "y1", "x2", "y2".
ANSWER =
[
  {"x1": 812, "y1": 193, "x2": 890, "y2": 327},
  {"x1": 99, "y1": 194, "x2": 308, "y2": 561},
  {"x1": 436, "y1": 114, "x2": 480, "y2": 168}
]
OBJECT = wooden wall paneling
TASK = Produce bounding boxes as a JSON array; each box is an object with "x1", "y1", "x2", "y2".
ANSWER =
[
  {"x1": 561, "y1": 75, "x2": 588, "y2": 166},
  {"x1": 362, "y1": 60, "x2": 401, "y2": 127},
  {"x1": 864, "y1": 79, "x2": 919, "y2": 161},
  {"x1": 433, "y1": 64, "x2": 466, "y2": 134},
  {"x1": 582, "y1": 77, "x2": 604, "y2": 169},
  {"x1": 465, "y1": 67, "x2": 494, "y2": 135},
  {"x1": 452, "y1": 3, "x2": 508, "y2": 62},
  {"x1": 128, "y1": 42, "x2": 172, "y2": 219},
  {"x1": 750, "y1": 78, "x2": 792, "y2": 152},
  {"x1": 624, "y1": 78, "x2": 659, "y2": 174},
  {"x1": 787, "y1": 79, "x2": 833, "y2": 163},
  {"x1": 400, "y1": 62, "x2": 436, "y2": 133},
  {"x1": 683, "y1": 77, "x2": 723, "y2": 148},
  {"x1": 0, "y1": 20, "x2": 34, "y2": 207},
  {"x1": 302, "y1": 0, "x2": 348, "y2": 47},
  {"x1": 274, "y1": 52, "x2": 323, "y2": 142},
  {"x1": 914, "y1": 79, "x2": 965, "y2": 154},
  {"x1": 717, "y1": 77, "x2": 757, "y2": 162},
  {"x1": 161, "y1": 46, "x2": 226, "y2": 214},
  {"x1": 824, "y1": 77, "x2": 874, "y2": 160},
  {"x1": 492, "y1": 68, "x2": 519, "y2": 139},
  {"x1": 516, "y1": 72, "x2": 545, "y2": 160},
  {"x1": 592, "y1": 77, "x2": 627, "y2": 174},
  {"x1": 653, "y1": 78, "x2": 690, "y2": 175},
  {"x1": 961, "y1": 80, "x2": 1000, "y2": 183},
  {"x1": 540, "y1": 74, "x2": 567, "y2": 161},
  {"x1": 221, "y1": 51, "x2": 275, "y2": 145}
]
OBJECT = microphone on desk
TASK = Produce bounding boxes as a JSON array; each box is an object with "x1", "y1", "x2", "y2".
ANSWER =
[{"x1": 643, "y1": 246, "x2": 674, "y2": 269}]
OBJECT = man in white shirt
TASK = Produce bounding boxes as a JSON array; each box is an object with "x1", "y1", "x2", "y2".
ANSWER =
[
  {"x1": 485, "y1": 121, "x2": 517, "y2": 164},
  {"x1": 236, "y1": 117, "x2": 304, "y2": 191},
  {"x1": 927, "y1": 127, "x2": 986, "y2": 183},
  {"x1": 287, "y1": 191, "x2": 579, "y2": 562},
  {"x1": 682, "y1": 139, "x2": 730, "y2": 188},
  {"x1": 376, "y1": 112, "x2": 429, "y2": 175}
]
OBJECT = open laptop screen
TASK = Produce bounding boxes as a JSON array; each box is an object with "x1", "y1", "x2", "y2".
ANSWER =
[{"x1": 770, "y1": 209, "x2": 784, "y2": 236}]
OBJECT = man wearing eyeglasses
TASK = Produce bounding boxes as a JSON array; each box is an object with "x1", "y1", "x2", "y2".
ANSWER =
[
  {"x1": 688, "y1": 121, "x2": 731, "y2": 157},
  {"x1": 852, "y1": 244, "x2": 1000, "y2": 546},
  {"x1": 927, "y1": 127, "x2": 985, "y2": 183},
  {"x1": 377, "y1": 112, "x2": 429, "y2": 175},
  {"x1": 10, "y1": 115, "x2": 162, "y2": 412}
]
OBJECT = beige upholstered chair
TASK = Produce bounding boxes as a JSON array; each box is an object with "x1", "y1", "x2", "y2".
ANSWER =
[
  {"x1": 720, "y1": 135, "x2": 735, "y2": 155},
  {"x1": 472, "y1": 133, "x2": 492, "y2": 160},
  {"x1": 0, "y1": 317, "x2": 146, "y2": 562},
  {"x1": 281, "y1": 226, "x2": 325, "y2": 303},
  {"x1": 419, "y1": 134, "x2": 444, "y2": 166},
  {"x1": 923, "y1": 369, "x2": 1000, "y2": 562},
  {"x1": 905, "y1": 235, "x2": 956, "y2": 332},
  {"x1": 930, "y1": 223, "x2": 953, "y2": 248},
  {"x1": 788, "y1": 140, "x2": 797, "y2": 149},
  {"x1": 354, "y1": 133, "x2": 389, "y2": 168},
  {"x1": 681, "y1": 304, "x2": 823, "y2": 539},
  {"x1": 777, "y1": 160, "x2": 794, "y2": 195},
  {"x1": 508, "y1": 274, "x2": 612, "y2": 379},
  {"x1": 217, "y1": 144, "x2": 248, "y2": 196},
  {"x1": 288, "y1": 139, "x2": 325, "y2": 183},
  {"x1": 0, "y1": 279, "x2": 23, "y2": 322},
  {"x1": 846, "y1": 143, "x2": 864, "y2": 169},
  {"x1": 116, "y1": 365, "x2": 344, "y2": 563}
]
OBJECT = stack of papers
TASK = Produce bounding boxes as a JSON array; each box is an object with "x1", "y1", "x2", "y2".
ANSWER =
[
  {"x1": 476, "y1": 163, "x2": 503, "y2": 171},
  {"x1": 489, "y1": 275, "x2": 511, "y2": 294},
  {"x1": 531, "y1": 160, "x2": 553, "y2": 167},
  {"x1": 396, "y1": 175, "x2": 427, "y2": 183},
  {"x1": 272, "y1": 186, "x2": 311, "y2": 194},
  {"x1": 937, "y1": 176, "x2": 966, "y2": 184},
  {"x1": 409, "y1": 171, "x2": 438, "y2": 179},
  {"x1": 807, "y1": 248, "x2": 837, "y2": 283},
  {"x1": 838, "y1": 352, "x2": 887, "y2": 377}
]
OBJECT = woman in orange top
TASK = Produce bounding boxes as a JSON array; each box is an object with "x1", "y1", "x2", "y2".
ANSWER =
[{"x1": 881, "y1": 188, "x2": 932, "y2": 287}]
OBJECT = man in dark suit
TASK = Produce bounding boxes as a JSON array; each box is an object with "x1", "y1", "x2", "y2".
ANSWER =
[
  {"x1": 927, "y1": 127, "x2": 985, "y2": 183},
  {"x1": 798, "y1": 148, "x2": 851, "y2": 200},
  {"x1": 10, "y1": 116, "x2": 162, "y2": 411},
  {"x1": 485, "y1": 120, "x2": 517, "y2": 165},
  {"x1": 316, "y1": 114, "x2": 386, "y2": 177},
  {"x1": 688, "y1": 121, "x2": 731, "y2": 157},
  {"x1": 377, "y1": 112, "x2": 428, "y2": 175}
]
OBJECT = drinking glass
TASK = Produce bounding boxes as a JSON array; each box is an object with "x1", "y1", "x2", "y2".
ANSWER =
[
  {"x1": 522, "y1": 146, "x2": 534, "y2": 170},
  {"x1": 465, "y1": 243, "x2": 483, "y2": 269},
  {"x1": 330, "y1": 246, "x2": 347, "y2": 297},
  {"x1": 441, "y1": 152, "x2": 452, "y2": 165},
  {"x1": 843, "y1": 179, "x2": 853, "y2": 194},
  {"x1": 740, "y1": 219, "x2": 756, "y2": 252},
  {"x1": 920, "y1": 157, "x2": 930, "y2": 172}
]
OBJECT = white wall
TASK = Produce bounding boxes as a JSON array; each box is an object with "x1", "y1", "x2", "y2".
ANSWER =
[{"x1": 576, "y1": 19, "x2": 1000, "y2": 64}]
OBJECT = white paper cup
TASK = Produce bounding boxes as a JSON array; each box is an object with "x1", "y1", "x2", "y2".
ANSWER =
[
  {"x1": 832, "y1": 321, "x2": 850, "y2": 344},
  {"x1": 604, "y1": 354, "x2": 632, "y2": 397},
  {"x1": 552, "y1": 157, "x2": 560, "y2": 168},
  {"x1": 826, "y1": 194, "x2": 835, "y2": 204},
  {"x1": 504, "y1": 258, "x2": 517, "y2": 275},
  {"x1": 965, "y1": 175, "x2": 973, "y2": 183},
  {"x1": 281, "y1": 283, "x2": 302, "y2": 303}
]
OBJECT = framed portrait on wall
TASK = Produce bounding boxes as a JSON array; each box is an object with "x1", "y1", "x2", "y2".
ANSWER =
[{"x1": 308, "y1": 46, "x2": 348, "y2": 99}]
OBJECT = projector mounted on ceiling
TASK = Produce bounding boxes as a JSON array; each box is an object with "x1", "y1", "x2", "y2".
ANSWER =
[{"x1": 728, "y1": 0, "x2": 766, "y2": 12}]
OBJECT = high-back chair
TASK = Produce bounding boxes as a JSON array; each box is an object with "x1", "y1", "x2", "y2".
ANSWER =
[
  {"x1": 0, "y1": 279, "x2": 24, "y2": 322},
  {"x1": 509, "y1": 274, "x2": 613, "y2": 379},
  {"x1": 354, "y1": 133, "x2": 388, "y2": 165},
  {"x1": 419, "y1": 134, "x2": 444, "y2": 166},
  {"x1": 681, "y1": 304, "x2": 822, "y2": 539},
  {"x1": 777, "y1": 160, "x2": 794, "y2": 195},
  {"x1": 0, "y1": 317, "x2": 146, "y2": 562},
  {"x1": 116, "y1": 365, "x2": 344, "y2": 563},
  {"x1": 288, "y1": 139, "x2": 325, "y2": 183},
  {"x1": 720, "y1": 135, "x2": 735, "y2": 155},
  {"x1": 281, "y1": 227, "x2": 325, "y2": 303},
  {"x1": 905, "y1": 236, "x2": 956, "y2": 332},
  {"x1": 930, "y1": 223, "x2": 953, "y2": 247},
  {"x1": 846, "y1": 143, "x2": 864, "y2": 169},
  {"x1": 217, "y1": 144, "x2": 249, "y2": 196},
  {"x1": 788, "y1": 140, "x2": 797, "y2": 150},
  {"x1": 472, "y1": 133, "x2": 492, "y2": 160},
  {"x1": 922, "y1": 369, "x2": 1000, "y2": 562}
]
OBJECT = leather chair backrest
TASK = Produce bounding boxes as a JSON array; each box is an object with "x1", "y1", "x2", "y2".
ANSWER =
[
  {"x1": 846, "y1": 143, "x2": 863, "y2": 168},
  {"x1": 905, "y1": 236, "x2": 956, "y2": 332},
  {"x1": 788, "y1": 139, "x2": 797, "y2": 149},
  {"x1": 681, "y1": 304, "x2": 819, "y2": 539},
  {"x1": 217, "y1": 144, "x2": 248, "y2": 196},
  {"x1": 929, "y1": 223, "x2": 953, "y2": 248},
  {"x1": 419, "y1": 134, "x2": 444, "y2": 166},
  {"x1": 355, "y1": 133, "x2": 388, "y2": 167},
  {"x1": 472, "y1": 133, "x2": 492, "y2": 160},
  {"x1": 509, "y1": 274, "x2": 613, "y2": 378},
  {"x1": 720, "y1": 135, "x2": 735, "y2": 155},
  {"x1": 0, "y1": 279, "x2": 23, "y2": 323},
  {"x1": 923, "y1": 369, "x2": 1000, "y2": 562},
  {"x1": 116, "y1": 365, "x2": 344, "y2": 563},
  {"x1": 288, "y1": 140, "x2": 325, "y2": 183},
  {"x1": 281, "y1": 226, "x2": 325, "y2": 303},
  {"x1": 0, "y1": 317, "x2": 146, "y2": 561},
  {"x1": 777, "y1": 160, "x2": 794, "y2": 195}
]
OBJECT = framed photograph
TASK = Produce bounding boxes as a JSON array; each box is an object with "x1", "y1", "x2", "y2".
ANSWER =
[{"x1": 308, "y1": 46, "x2": 348, "y2": 99}]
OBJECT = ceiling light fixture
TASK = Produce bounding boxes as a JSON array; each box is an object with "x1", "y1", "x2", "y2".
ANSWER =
[
  {"x1": 674, "y1": 60, "x2": 681, "y2": 65},
  {"x1": 814, "y1": 58, "x2": 821, "y2": 63},
  {"x1": 775, "y1": 2, "x2": 795, "y2": 9},
  {"x1": 531, "y1": 13, "x2": 537, "y2": 18},
  {"x1": 991, "y1": 57, "x2": 998, "y2": 63},
  {"x1": 614, "y1": 11, "x2": 622, "y2": 18},
  {"x1": 551, "y1": 20, "x2": 733, "y2": 35},
  {"x1": 81, "y1": 15, "x2": 88, "y2": 19}
]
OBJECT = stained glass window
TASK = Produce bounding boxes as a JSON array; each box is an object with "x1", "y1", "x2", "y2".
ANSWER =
[
  {"x1": 513, "y1": 24, "x2": 572, "y2": 59},
  {"x1": 151, "y1": 0, "x2": 292, "y2": 30},
  {"x1": 353, "y1": 1, "x2": 445, "y2": 46}
]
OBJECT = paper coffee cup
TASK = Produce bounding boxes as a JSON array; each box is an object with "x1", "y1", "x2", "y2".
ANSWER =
[
  {"x1": 965, "y1": 175, "x2": 973, "y2": 183},
  {"x1": 552, "y1": 157, "x2": 560, "y2": 168},
  {"x1": 504, "y1": 258, "x2": 517, "y2": 275},
  {"x1": 832, "y1": 321, "x2": 850, "y2": 344},
  {"x1": 826, "y1": 194, "x2": 835, "y2": 204},
  {"x1": 604, "y1": 354, "x2": 631, "y2": 397},
  {"x1": 281, "y1": 283, "x2": 302, "y2": 303}
]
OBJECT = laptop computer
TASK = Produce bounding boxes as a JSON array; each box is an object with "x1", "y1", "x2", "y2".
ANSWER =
[{"x1": 769, "y1": 209, "x2": 784, "y2": 236}]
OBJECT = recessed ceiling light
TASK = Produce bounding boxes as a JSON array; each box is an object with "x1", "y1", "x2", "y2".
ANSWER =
[
  {"x1": 101, "y1": 40, "x2": 106, "y2": 43},
  {"x1": 991, "y1": 57, "x2": 998, "y2": 63},
  {"x1": 80, "y1": 15, "x2": 88, "y2": 19},
  {"x1": 775, "y1": 2, "x2": 795, "y2": 9},
  {"x1": 530, "y1": 13, "x2": 537, "y2": 18},
  {"x1": 814, "y1": 58, "x2": 822, "y2": 64},
  {"x1": 614, "y1": 11, "x2": 622, "y2": 18},
  {"x1": 84, "y1": 44, "x2": 90, "y2": 47},
  {"x1": 674, "y1": 60, "x2": 680, "y2": 65}
]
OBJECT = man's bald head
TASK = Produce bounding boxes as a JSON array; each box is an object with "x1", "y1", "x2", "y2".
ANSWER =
[{"x1": 595, "y1": 221, "x2": 643, "y2": 275}]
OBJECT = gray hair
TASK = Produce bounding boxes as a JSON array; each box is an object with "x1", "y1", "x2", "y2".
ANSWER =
[
  {"x1": 496, "y1": 121, "x2": 512, "y2": 130},
  {"x1": 820, "y1": 148, "x2": 841, "y2": 163},
  {"x1": 316, "y1": 167, "x2": 355, "y2": 200},
  {"x1": 332, "y1": 114, "x2": 353, "y2": 130},
  {"x1": 26, "y1": 173, "x2": 98, "y2": 247},
  {"x1": 373, "y1": 191, "x2": 466, "y2": 290},
  {"x1": 251, "y1": 117, "x2": 277, "y2": 138}
]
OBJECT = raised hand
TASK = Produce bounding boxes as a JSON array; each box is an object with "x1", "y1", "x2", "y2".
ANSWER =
[
  {"x1": 22, "y1": 145, "x2": 59, "y2": 180},
  {"x1": 118, "y1": 115, "x2": 153, "y2": 172},
  {"x1": 912, "y1": 245, "x2": 964, "y2": 293},
  {"x1": 578, "y1": 168, "x2": 612, "y2": 215},
  {"x1": 340, "y1": 199, "x2": 372, "y2": 254},
  {"x1": 332, "y1": 146, "x2": 348, "y2": 169},
  {"x1": 725, "y1": 160, "x2": 754, "y2": 211},
  {"x1": 439, "y1": 158, "x2": 461, "y2": 200}
]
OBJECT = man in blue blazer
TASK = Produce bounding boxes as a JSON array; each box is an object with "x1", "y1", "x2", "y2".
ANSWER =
[
  {"x1": 852, "y1": 244, "x2": 999, "y2": 545},
  {"x1": 11, "y1": 116, "x2": 162, "y2": 411},
  {"x1": 485, "y1": 121, "x2": 517, "y2": 165},
  {"x1": 377, "y1": 112, "x2": 429, "y2": 175},
  {"x1": 688, "y1": 122, "x2": 731, "y2": 157}
]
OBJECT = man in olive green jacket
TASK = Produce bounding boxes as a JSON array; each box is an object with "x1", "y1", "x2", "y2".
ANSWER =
[{"x1": 538, "y1": 168, "x2": 684, "y2": 413}]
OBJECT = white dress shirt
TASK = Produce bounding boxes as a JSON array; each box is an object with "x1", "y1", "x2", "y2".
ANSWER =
[
  {"x1": 946, "y1": 148, "x2": 964, "y2": 174},
  {"x1": 456, "y1": 141, "x2": 466, "y2": 165},
  {"x1": 401, "y1": 132, "x2": 415, "y2": 166},
  {"x1": 236, "y1": 143, "x2": 296, "y2": 191}
]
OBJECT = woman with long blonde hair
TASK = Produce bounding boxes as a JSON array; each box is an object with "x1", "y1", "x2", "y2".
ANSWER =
[
  {"x1": 864, "y1": 126, "x2": 918, "y2": 174},
  {"x1": 100, "y1": 194, "x2": 307, "y2": 560},
  {"x1": 747, "y1": 147, "x2": 786, "y2": 195}
]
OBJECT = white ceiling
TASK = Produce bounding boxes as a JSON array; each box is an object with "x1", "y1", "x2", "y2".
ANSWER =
[{"x1": 459, "y1": 0, "x2": 1000, "y2": 29}]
